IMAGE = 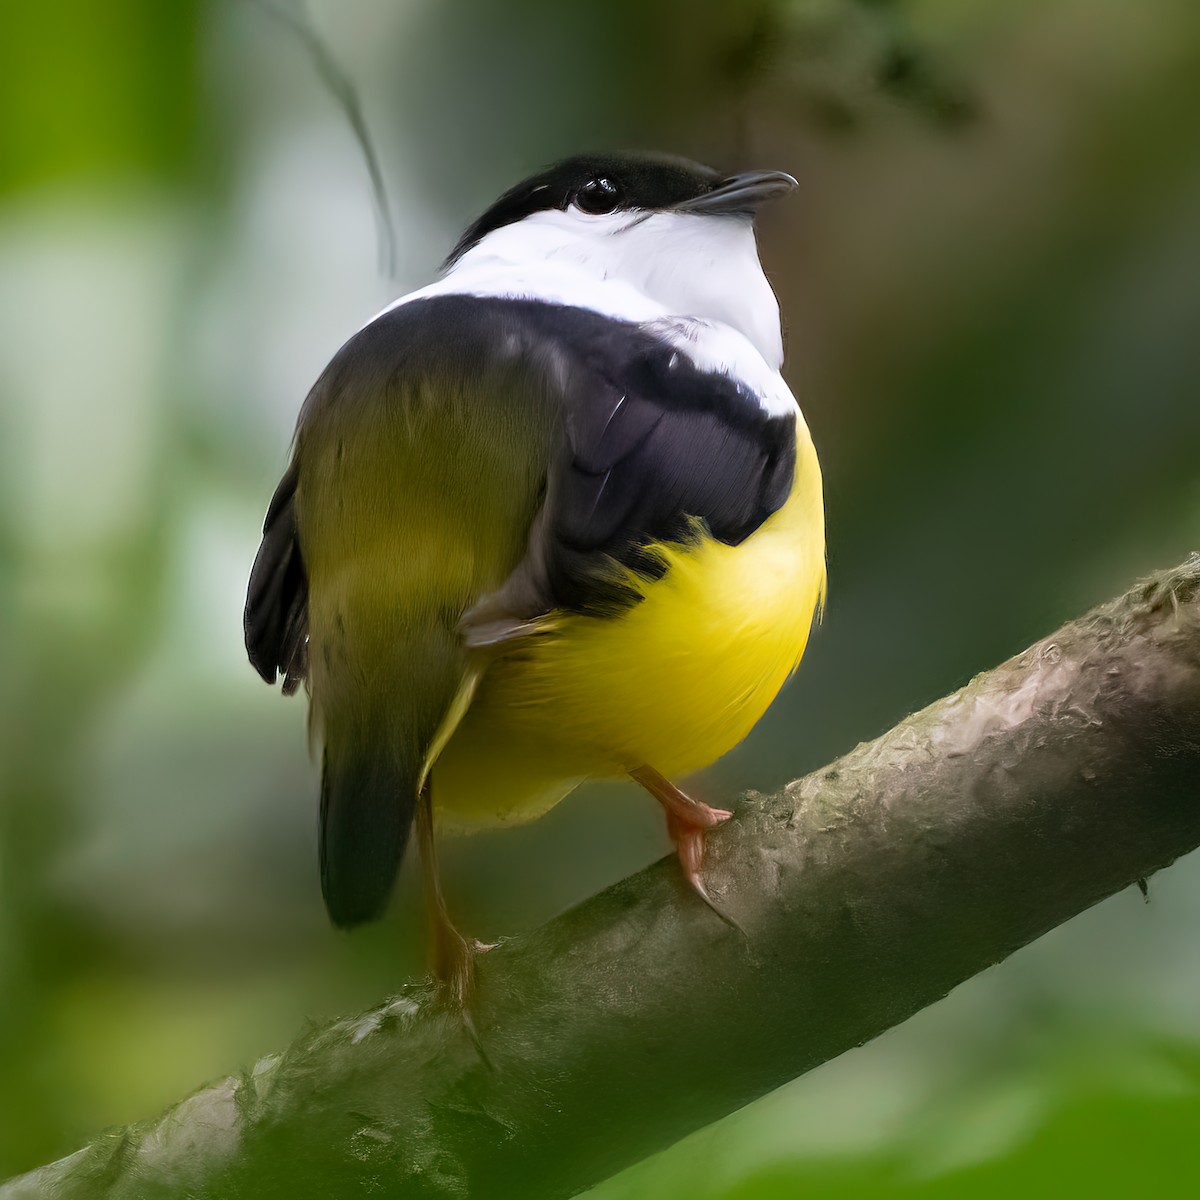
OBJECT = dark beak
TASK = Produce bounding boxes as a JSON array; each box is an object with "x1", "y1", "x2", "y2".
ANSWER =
[{"x1": 674, "y1": 170, "x2": 798, "y2": 216}]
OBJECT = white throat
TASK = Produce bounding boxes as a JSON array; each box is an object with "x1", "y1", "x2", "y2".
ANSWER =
[
  {"x1": 372, "y1": 206, "x2": 797, "y2": 418},
  {"x1": 445, "y1": 207, "x2": 784, "y2": 369}
]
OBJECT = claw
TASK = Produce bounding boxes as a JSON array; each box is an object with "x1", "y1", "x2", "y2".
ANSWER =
[
  {"x1": 631, "y1": 765, "x2": 744, "y2": 935},
  {"x1": 428, "y1": 918, "x2": 495, "y2": 1067},
  {"x1": 688, "y1": 872, "x2": 747, "y2": 936},
  {"x1": 432, "y1": 919, "x2": 476, "y2": 1008},
  {"x1": 668, "y1": 814, "x2": 746, "y2": 934}
]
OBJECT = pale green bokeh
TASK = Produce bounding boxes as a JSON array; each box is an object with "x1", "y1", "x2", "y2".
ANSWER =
[{"x1": 1, "y1": 0, "x2": 1198, "y2": 1193}]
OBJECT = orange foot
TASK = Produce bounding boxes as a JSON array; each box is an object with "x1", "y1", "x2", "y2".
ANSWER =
[{"x1": 630, "y1": 765, "x2": 744, "y2": 933}]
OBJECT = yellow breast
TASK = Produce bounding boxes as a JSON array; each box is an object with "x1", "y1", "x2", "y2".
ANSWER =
[{"x1": 431, "y1": 413, "x2": 825, "y2": 828}]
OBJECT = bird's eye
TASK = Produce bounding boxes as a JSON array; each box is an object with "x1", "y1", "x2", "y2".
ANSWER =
[{"x1": 573, "y1": 178, "x2": 621, "y2": 215}]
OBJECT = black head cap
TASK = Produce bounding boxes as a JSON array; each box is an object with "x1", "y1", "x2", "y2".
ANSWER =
[{"x1": 445, "y1": 151, "x2": 786, "y2": 268}]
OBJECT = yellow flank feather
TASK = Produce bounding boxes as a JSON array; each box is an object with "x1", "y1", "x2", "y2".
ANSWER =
[{"x1": 432, "y1": 413, "x2": 826, "y2": 831}]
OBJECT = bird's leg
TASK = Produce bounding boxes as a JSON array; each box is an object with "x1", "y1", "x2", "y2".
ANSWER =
[
  {"x1": 415, "y1": 780, "x2": 479, "y2": 1009},
  {"x1": 629, "y1": 765, "x2": 742, "y2": 931}
]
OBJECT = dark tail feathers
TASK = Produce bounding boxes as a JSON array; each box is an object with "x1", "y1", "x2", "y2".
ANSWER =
[{"x1": 319, "y1": 736, "x2": 417, "y2": 928}]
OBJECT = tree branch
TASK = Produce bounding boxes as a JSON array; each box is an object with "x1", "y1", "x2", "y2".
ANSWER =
[{"x1": 6, "y1": 556, "x2": 1200, "y2": 1200}]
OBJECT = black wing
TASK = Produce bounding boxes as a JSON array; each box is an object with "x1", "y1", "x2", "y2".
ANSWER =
[
  {"x1": 458, "y1": 299, "x2": 797, "y2": 642},
  {"x1": 245, "y1": 459, "x2": 308, "y2": 695}
]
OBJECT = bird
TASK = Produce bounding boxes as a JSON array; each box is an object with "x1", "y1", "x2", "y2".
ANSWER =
[{"x1": 245, "y1": 151, "x2": 826, "y2": 1003}]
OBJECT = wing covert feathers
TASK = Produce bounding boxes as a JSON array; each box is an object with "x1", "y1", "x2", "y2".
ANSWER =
[{"x1": 245, "y1": 460, "x2": 309, "y2": 695}]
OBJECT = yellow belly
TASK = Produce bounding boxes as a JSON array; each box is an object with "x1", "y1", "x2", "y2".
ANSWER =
[{"x1": 432, "y1": 416, "x2": 825, "y2": 829}]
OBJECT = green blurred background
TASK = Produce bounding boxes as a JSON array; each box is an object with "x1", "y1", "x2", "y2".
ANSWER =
[{"x1": 2, "y1": 0, "x2": 1199, "y2": 1194}]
